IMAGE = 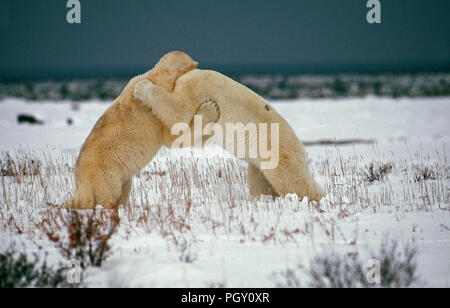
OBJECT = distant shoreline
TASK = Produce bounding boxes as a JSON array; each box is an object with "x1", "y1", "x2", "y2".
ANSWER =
[{"x1": 1, "y1": 72, "x2": 449, "y2": 101}]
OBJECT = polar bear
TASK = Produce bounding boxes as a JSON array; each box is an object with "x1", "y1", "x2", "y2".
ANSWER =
[
  {"x1": 64, "y1": 51, "x2": 220, "y2": 209},
  {"x1": 133, "y1": 69, "x2": 325, "y2": 201}
]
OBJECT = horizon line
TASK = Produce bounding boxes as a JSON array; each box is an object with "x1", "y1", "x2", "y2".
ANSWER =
[{"x1": 1, "y1": 61, "x2": 449, "y2": 80}]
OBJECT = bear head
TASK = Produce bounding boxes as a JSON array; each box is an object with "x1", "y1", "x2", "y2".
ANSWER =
[{"x1": 151, "y1": 51, "x2": 199, "y2": 92}]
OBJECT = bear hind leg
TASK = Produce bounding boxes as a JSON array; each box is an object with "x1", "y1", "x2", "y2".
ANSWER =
[
  {"x1": 118, "y1": 178, "x2": 132, "y2": 206},
  {"x1": 248, "y1": 164, "x2": 279, "y2": 199},
  {"x1": 262, "y1": 160, "x2": 325, "y2": 202}
]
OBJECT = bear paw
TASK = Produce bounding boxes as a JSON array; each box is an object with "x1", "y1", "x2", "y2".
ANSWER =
[
  {"x1": 134, "y1": 79, "x2": 155, "y2": 102},
  {"x1": 196, "y1": 96, "x2": 220, "y2": 124}
]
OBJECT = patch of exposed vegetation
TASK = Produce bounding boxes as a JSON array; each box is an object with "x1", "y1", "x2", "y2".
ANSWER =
[
  {"x1": 0, "y1": 245, "x2": 69, "y2": 288},
  {"x1": 272, "y1": 237, "x2": 420, "y2": 288}
]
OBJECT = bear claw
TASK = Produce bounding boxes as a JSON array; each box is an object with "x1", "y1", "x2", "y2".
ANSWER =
[{"x1": 197, "y1": 96, "x2": 220, "y2": 123}]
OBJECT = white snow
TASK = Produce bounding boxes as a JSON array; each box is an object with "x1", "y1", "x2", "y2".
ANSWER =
[{"x1": 0, "y1": 96, "x2": 449, "y2": 287}]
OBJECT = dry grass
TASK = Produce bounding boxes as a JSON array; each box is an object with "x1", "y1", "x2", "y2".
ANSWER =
[
  {"x1": 42, "y1": 208, "x2": 120, "y2": 269},
  {"x1": 0, "y1": 146, "x2": 448, "y2": 262},
  {"x1": 271, "y1": 236, "x2": 420, "y2": 288}
]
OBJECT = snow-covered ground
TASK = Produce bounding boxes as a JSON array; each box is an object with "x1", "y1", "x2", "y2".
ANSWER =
[{"x1": 0, "y1": 96, "x2": 449, "y2": 287}]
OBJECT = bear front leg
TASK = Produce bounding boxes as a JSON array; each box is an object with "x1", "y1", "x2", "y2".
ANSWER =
[
  {"x1": 189, "y1": 96, "x2": 221, "y2": 146},
  {"x1": 134, "y1": 79, "x2": 193, "y2": 129}
]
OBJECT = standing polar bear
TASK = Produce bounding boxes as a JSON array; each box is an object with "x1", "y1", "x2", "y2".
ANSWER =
[
  {"x1": 134, "y1": 69, "x2": 325, "y2": 201},
  {"x1": 65, "y1": 52, "x2": 220, "y2": 209}
]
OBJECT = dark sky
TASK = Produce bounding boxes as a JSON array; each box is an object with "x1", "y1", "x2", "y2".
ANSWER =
[{"x1": 0, "y1": 0, "x2": 449, "y2": 78}]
